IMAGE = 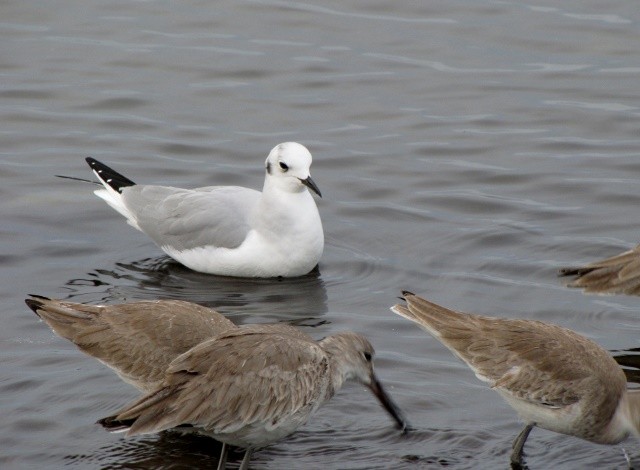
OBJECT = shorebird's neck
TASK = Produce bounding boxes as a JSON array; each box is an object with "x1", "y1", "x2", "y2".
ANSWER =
[
  {"x1": 318, "y1": 337, "x2": 344, "y2": 392},
  {"x1": 319, "y1": 333, "x2": 369, "y2": 394}
]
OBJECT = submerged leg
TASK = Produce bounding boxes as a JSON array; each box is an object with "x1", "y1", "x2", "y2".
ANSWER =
[
  {"x1": 621, "y1": 446, "x2": 633, "y2": 470},
  {"x1": 238, "y1": 449, "x2": 252, "y2": 470},
  {"x1": 216, "y1": 443, "x2": 228, "y2": 470},
  {"x1": 511, "y1": 423, "x2": 534, "y2": 466}
]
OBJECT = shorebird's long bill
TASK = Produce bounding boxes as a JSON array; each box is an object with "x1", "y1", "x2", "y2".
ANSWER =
[
  {"x1": 300, "y1": 176, "x2": 322, "y2": 198},
  {"x1": 369, "y1": 374, "x2": 409, "y2": 432}
]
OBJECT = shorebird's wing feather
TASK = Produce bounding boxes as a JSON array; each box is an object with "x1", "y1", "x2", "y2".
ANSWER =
[
  {"x1": 491, "y1": 362, "x2": 583, "y2": 409},
  {"x1": 392, "y1": 293, "x2": 623, "y2": 408},
  {"x1": 110, "y1": 331, "x2": 328, "y2": 436},
  {"x1": 26, "y1": 297, "x2": 235, "y2": 392},
  {"x1": 559, "y1": 244, "x2": 640, "y2": 295}
]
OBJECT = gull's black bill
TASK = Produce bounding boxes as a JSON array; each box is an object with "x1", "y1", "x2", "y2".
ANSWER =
[{"x1": 300, "y1": 176, "x2": 322, "y2": 198}]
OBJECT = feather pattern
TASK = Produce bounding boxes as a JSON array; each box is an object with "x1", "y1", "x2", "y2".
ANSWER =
[
  {"x1": 25, "y1": 297, "x2": 311, "y2": 393},
  {"x1": 26, "y1": 297, "x2": 235, "y2": 392},
  {"x1": 112, "y1": 331, "x2": 331, "y2": 448},
  {"x1": 559, "y1": 245, "x2": 640, "y2": 295},
  {"x1": 391, "y1": 292, "x2": 638, "y2": 448},
  {"x1": 27, "y1": 296, "x2": 407, "y2": 467},
  {"x1": 82, "y1": 142, "x2": 324, "y2": 277},
  {"x1": 121, "y1": 185, "x2": 260, "y2": 251}
]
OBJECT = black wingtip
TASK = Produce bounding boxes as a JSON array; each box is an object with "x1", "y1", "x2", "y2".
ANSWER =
[
  {"x1": 557, "y1": 267, "x2": 573, "y2": 277},
  {"x1": 28, "y1": 294, "x2": 50, "y2": 300},
  {"x1": 399, "y1": 290, "x2": 415, "y2": 300},
  {"x1": 25, "y1": 295, "x2": 49, "y2": 315},
  {"x1": 557, "y1": 267, "x2": 592, "y2": 278},
  {"x1": 86, "y1": 157, "x2": 136, "y2": 193},
  {"x1": 97, "y1": 415, "x2": 134, "y2": 432}
]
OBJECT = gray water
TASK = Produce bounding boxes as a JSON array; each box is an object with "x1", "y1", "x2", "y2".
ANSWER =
[{"x1": 2, "y1": 1, "x2": 640, "y2": 468}]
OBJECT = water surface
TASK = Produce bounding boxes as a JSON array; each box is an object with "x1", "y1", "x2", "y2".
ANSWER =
[{"x1": 2, "y1": 1, "x2": 640, "y2": 468}]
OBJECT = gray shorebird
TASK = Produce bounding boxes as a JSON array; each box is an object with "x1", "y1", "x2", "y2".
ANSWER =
[
  {"x1": 27, "y1": 296, "x2": 407, "y2": 470},
  {"x1": 559, "y1": 245, "x2": 640, "y2": 295},
  {"x1": 391, "y1": 291, "x2": 640, "y2": 467},
  {"x1": 84, "y1": 141, "x2": 324, "y2": 277}
]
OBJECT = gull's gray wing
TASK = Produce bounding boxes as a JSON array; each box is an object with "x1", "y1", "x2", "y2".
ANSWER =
[{"x1": 121, "y1": 185, "x2": 261, "y2": 251}]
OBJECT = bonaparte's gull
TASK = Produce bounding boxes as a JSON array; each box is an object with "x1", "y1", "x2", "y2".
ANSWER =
[
  {"x1": 27, "y1": 296, "x2": 407, "y2": 470},
  {"x1": 86, "y1": 142, "x2": 324, "y2": 278},
  {"x1": 392, "y1": 291, "x2": 640, "y2": 468}
]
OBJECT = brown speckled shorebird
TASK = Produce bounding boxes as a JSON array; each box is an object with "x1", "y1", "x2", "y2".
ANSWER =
[
  {"x1": 391, "y1": 291, "x2": 640, "y2": 467},
  {"x1": 27, "y1": 296, "x2": 407, "y2": 470},
  {"x1": 559, "y1": 245, "x2": 640, "y2": 295}
]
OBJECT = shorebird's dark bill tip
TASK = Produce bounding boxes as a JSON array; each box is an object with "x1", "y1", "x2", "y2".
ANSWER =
[{"x1": 370, "y1": 376, "x2": 409, "y2": 431}]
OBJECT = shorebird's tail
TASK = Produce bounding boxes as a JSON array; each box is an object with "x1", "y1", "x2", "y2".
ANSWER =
[
  {"x1": 25, "y1": 295, "x2": 102, "y2": 342},
  {"x1": 391, "y1": 291, "x2": 473, "y2": 340},
  {"x1": 98, "y1": 386, "x2": 182, "y2": 436}
]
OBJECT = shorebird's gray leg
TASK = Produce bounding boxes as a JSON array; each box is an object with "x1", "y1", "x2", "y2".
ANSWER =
[
  {"x1": 621, "y1": 446, "x2": 633, "y2": 470},
  {"x1": 511, "y1": 423, "x2": 534, "y2": 466},
  {"x1": 216, "y1": 443, "x2": 228, "y2": 470},
  {"x1": 238, "y1": 449, "x2": 252, "y2": 470}
]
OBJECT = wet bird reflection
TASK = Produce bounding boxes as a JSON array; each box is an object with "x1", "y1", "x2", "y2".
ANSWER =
[{"x1": 63, "y1": 256, "x2": 328, "y2": 322}]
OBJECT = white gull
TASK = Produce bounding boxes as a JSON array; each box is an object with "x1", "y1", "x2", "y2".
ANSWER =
[{"x1": 86, "y1": 142, "x2": 324, "y2": 278}]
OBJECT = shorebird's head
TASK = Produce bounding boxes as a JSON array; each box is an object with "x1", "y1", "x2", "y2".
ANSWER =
[
  {"x1": 321, "y1": 332, "x2": 408, "y2": 432},
  {"x1": 265, "y1": 142, "x2": 322, "y2": 197}
]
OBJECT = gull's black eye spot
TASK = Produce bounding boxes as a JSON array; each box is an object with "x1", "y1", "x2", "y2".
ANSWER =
[
  {"x1": 279, "y1": 161, "x2": 289, "y2": 172},
  {"x1": 363, "y1": 352, "x2": 372, "y2": 362}
]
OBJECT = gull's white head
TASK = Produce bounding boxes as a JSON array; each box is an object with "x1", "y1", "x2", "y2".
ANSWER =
[{"x1": 265, "y1": 142, "x2": 321, "y2": 197}]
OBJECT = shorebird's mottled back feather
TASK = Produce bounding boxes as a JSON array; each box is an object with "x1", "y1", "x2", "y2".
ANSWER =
[{"x1": 105, "y1": 331, "x2": 332, "y2": 442}]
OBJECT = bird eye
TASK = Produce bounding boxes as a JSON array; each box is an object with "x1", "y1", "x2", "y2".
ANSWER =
[
  {"x1": 279, "y1": 161, "x2": 289, "y2": 172},
  {"x1": 363, "y1": 352, "x2": 372, "y2": 362}
]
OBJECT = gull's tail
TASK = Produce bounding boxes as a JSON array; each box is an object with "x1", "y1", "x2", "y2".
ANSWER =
[{"x1": 85, "y1": 157, "x2": 139, "y2": 228}]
